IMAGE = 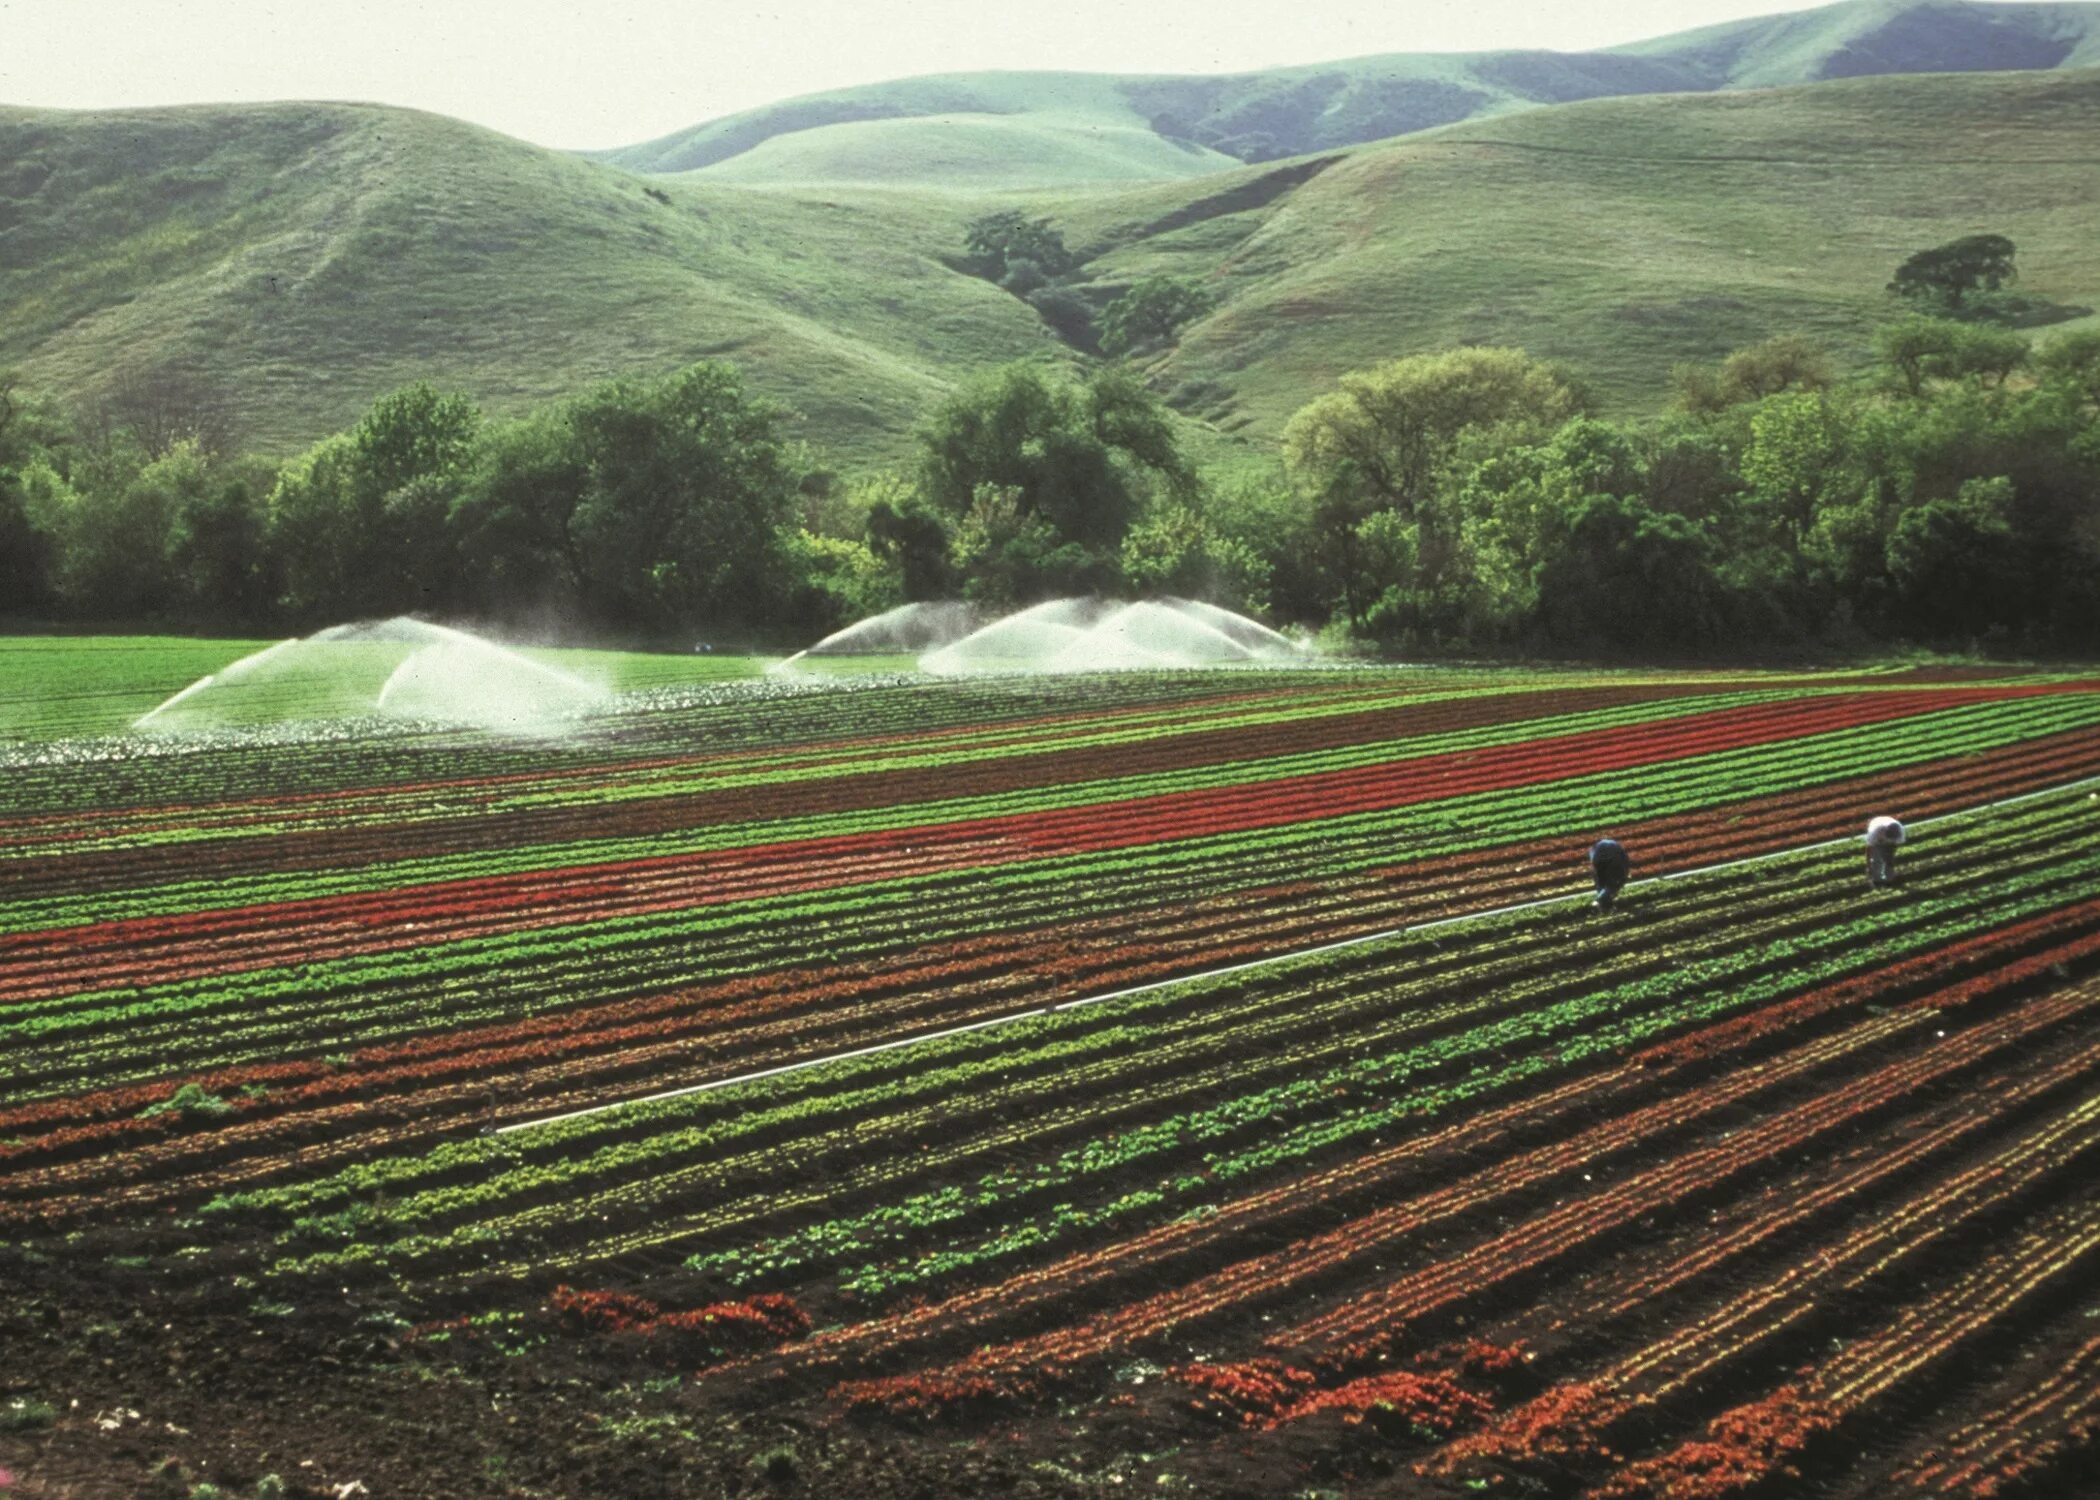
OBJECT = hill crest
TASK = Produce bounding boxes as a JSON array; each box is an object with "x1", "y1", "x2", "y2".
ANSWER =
[{"x1": 597, "y1": 0, "x2": 2100, "y2": 185}]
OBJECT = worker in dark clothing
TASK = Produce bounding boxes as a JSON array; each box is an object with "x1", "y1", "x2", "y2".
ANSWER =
[{"x1": 1589, "y1": 837, "x2": 1631, "y2": 912}]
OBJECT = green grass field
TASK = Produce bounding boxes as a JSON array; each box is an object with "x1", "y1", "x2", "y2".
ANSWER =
[{"x1": 0, "y1": 635, "x2": 781, "y2": 742}]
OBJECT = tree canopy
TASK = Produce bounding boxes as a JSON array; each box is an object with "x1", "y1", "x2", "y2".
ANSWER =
[
  {"x1": 1887, "y1": 234, "x2": 2017, "y2": 312},
  {"x1": 916, "y1": 363, "x2": 1192, "y2": 606},
  {"x1": 1099, "y1": 277, "x2": 1214, "y2": 358}
]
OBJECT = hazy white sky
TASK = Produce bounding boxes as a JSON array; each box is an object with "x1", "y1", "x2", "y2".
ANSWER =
[{"x1": 1, "y1": 0, "x2": 1848, "y2": 149}]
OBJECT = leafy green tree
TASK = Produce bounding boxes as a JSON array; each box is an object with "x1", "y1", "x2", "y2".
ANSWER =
[
  {"x1": 1118, "y1": 502, "x2": 1270, "y2": 612},
  {"x1": 356, "y1": 384, "x2": 481, "y2": 496},
  {"x1": 449, "y1": 414, "x2": 590, "y2": 614},
  {"x1": 1283, "y1": 348, "x2": 1584, "y2": 635},
  {"x1": 265, "y1": 435, "x2": 361, "y2": 619},
  {"x1": 1887, "y1": 234, "x2": 2016, "y2": 312},
  {"x1": 863, "y1": 488, "x2": 955, "y2": 601},
  {"x1": 948, "y1": 483, "x2": 1103, "y2": 607},
  {"x1": 1099, "y1": 277, "x2": 1214, "y2": 358},
  {"x1": 1874, "y1": 316, "x2": 2027, "y2": 397},
  {"x1": 1532, "y1": 495, "x2": 1724, "y2": 651},
  {"x1": 1640, "y1": 421, "x2": 1743, "y2": 524},
  {"x1": 962, "y1": 211, "x2": 1074, "y2": 285},
  {"x1": 0, "y1": 470, "x2": 53, "y2": 615},
  {"x1": 32, "y1": 446, "x2": 195, "y2": 619},
  {"x1": 1453, "y1": 417, "x2": 1642, "y2": 631},
  {"x1": 2035, "y1": 328, "x2": 2100, "y2": 409},
  {"x1": 138, "y1": 442, "x2": 270, "y2": 621},
  {"x1": 564, "y1": 362, "x2": 800, "y2": 632},
  {"x1": 1740, "y1": 391, "x2": 1854, "y2": 550},
  {"x1": 1674, "y1": 335, "x2": 1832, "y2": 414},
  {"x1": 1884, "y1": 477, "x2": 2025, "y2": 639},
  {"x1": 1282, "y1": 347, "x2": 1584, "y2": 522},
  {"x1": 1201, "y1": 467, "x2": 1324, "y2": 624},
  {"x1": 916, "y1": 363, "x2": 1190, "y2": 599},
  {"x1": 783, "y1": 529, "x2": 901, "y2": 630},
  {"x1": 1875, "y1": 317, "x2": 1962, "y2": 399},
  {"x1": 267, "y1": 383, "x2": 481, "y2": 619}
]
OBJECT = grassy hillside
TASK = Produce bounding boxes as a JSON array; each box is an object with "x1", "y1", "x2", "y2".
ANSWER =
[
  {"x1": 4, "y1": 70, "x2": 2097, "y2": 471},
  {"x1": 602, "y1": 0, "x2": 2100, "y2": 186},
  {"x1": 0, "y1": 102, "x2": 1060, "y2": 464},
  {"x1": 1043, "y1": 67, "x2": 2100, "y2": 435},
  {"x1": 695, "y1": 111, "x2": 1239, "y2": 188},
  {"x1": 1615, "y1": 0, "x2": 2100, "y2": 85}
]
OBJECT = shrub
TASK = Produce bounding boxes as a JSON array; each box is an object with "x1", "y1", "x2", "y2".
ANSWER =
[
  {"x1": 0, "y1": 1396, "x2": 57, "y2": 1431},
  {"x1": 137, "y1": 1084, "x2": 235, "y2": 1121}
]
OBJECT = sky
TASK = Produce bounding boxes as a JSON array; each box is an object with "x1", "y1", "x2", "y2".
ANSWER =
[{"x1": 0, "y1": 0, "x2": 1856, "y2": 150}]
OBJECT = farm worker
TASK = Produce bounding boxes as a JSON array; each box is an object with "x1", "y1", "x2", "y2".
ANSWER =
[
  {"x1": 1865, "y1": 815, "x2": 1906, "y2": 888},
  {"x1": 1589, "y1": 838, "x2": 1631, "y2": 912}
]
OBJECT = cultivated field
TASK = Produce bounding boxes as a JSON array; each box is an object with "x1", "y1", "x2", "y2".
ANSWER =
[{"x1": 3, "y1": 650, "x2": 2098, "y2": 1497}]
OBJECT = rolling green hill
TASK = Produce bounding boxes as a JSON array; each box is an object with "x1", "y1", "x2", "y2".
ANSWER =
[
  {"x1": 3, "y1": 68, "x2": 2097, "y2": 471},
  {"x1": 1057, "y1": 67, "x2": 2100, "y2": 432},
  {"x1": 0, "y1": 102, "x2": 1058, "y2": 464},
  {"x1": 601, "y1": 0, "x2": 2100, "y2": 187},
  {"x1": 695, "y1": 111, "x2": 1239, "y2": 188}
]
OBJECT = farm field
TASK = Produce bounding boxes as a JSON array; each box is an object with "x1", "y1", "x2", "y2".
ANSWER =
[{"x1": 3, "y1": 649, "x2": 2099, "y2": 1498}]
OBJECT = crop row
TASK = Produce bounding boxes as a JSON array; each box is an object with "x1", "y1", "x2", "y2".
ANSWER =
[
  {"x1": 11, "y1": 690, "x2": 2093, "y2": 1098},
  {"x1": 212, "y1": 791, "x2": 2098, "y2": 1293},
  {"x1": 18, "y1": 741, "x2": 2068, "y2": 1225},
  {"x1": 1885, "y1": 1330, "x2": 2100, "y2": 1496},
  {"x1": 1577, "y1": 1193, "x2": 2100, "y2": 1499},
  {"x1": 0, "y1": 683, "x2": 1803, "y2": 946},
  {"x1": 19, "y1": 707, "x2": 2086, "y2": 1138},
  {"x1": 2, "y1": 674, "x2": 1470, "y2": 866},
  {"x1": 1421, "y1": 1041, "x2": 2100, "y2": 1487},
  {"x1": 1, "y1": 667, "x2": 1368, "y2": 813},
  {"x1": 755, "y1": 857, "x2": 2100, "y2": 1394},
  {"x1": 828, "y1": 982, "x2": 2099, "y2": 1425},
  {"x1": 0, "y1": 681, "x2": 1866, "y2": 918},
  {"x1": 10, "y1": 681, "x2": 2084, "y2": 936}
]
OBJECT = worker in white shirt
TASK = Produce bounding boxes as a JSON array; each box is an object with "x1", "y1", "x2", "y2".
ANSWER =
[{"x1": 1865, "y1": 815, "x2": 1906, "y2": 888}]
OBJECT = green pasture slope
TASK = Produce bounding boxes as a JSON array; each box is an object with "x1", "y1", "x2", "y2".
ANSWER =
[
  {"x1": 693, "y1": 111, "x2": 1238, "y2": 190},
  {"x1": 0, "y1": 103, "x2": 1057, "y2": 467},
  {"x1": 1051, "y1": 67, "x2": 2100, "y2": 430},
  {"x1": 601, "y1": 0, "x2": 2100, "y2": 180},
  {"x1": 0, "y1": 635, "x2": 768, "y2": 742},
  {"x1": 3, "y1": 20, "x2": 2098, "y2": 466}
]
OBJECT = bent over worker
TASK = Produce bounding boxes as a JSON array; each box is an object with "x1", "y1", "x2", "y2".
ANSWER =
[
  {"x1": 1589, "y1": 837, "x2": 1631, "y2": 912},
  {"x1": 1865, "y1": 815, "x2": 1906, "y2": 889}
]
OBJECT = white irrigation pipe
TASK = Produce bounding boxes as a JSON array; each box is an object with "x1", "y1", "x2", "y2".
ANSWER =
[{"x1": 496, "y1": 770, "x2": 2100, "y2": 1136}]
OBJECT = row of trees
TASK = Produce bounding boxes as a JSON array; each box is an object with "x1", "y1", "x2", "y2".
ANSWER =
[
  {"x1": 5, "y1": 312, "x2": 2098, "y2": 654},
  {"x1": 1257, "y1": 322, "x2": 2100, "y2": 652}
]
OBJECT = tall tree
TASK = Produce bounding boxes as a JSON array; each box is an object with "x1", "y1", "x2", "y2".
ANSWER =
[
  {"x1": 565, "y1": 362, "x2": 800, "y2": 632},
  {"x1": 1282, "y1": 348, "x2": 1584, "y2": 522},
  {"x1": 1099, "y1": 277, "x2": 1214, "y2": 358},
  {"x1": 916, "y1": 363, "x2": 1191, "y2": 600},
  {"x1": 1887, "y1": 234, "x2": 2016, "y2": 312},
  {"x1": 267, "y1": 384, "x2": 481, "y2": 620}
]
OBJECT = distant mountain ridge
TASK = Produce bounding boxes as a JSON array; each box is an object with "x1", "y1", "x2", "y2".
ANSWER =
[{"x1": 601, "y1": 0, "x2": 2100, "y2": 183}]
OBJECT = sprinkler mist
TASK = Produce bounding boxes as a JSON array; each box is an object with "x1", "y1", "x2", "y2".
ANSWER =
[
  {"x1": 771, "y1": 601, "x2": 984, "y2": 673},
  {"x1": 917, "y1": 597, "x2": 1302, "y2": 676},
  {"x1": 133, "y1": 618, "x2": 606, "y2": 737}
]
